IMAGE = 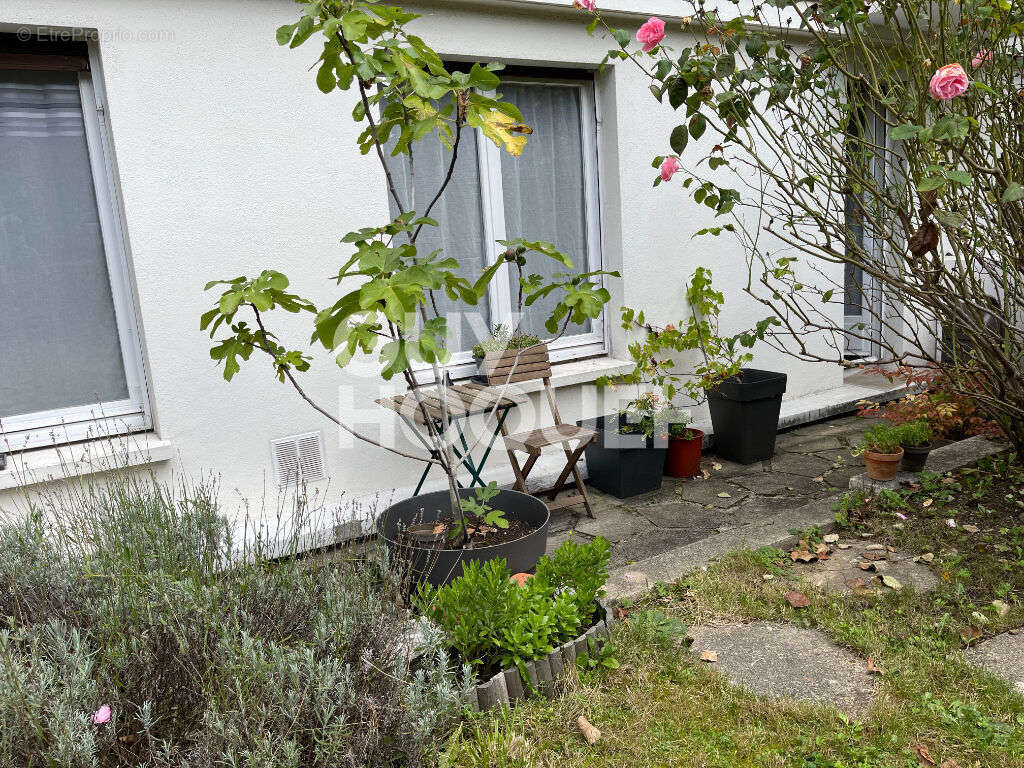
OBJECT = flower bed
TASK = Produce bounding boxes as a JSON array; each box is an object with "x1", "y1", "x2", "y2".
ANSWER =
[{"x1": 462, "y1": 599, "x2": 616, "y2": 711}]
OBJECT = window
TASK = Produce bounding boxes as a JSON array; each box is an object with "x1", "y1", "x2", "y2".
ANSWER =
[
  {"x1": 0, "y1": 36, "x2": 149, "y2": 450},
  {"x1": 386, "y1": 70, "x2": 605, "y2": 377}
]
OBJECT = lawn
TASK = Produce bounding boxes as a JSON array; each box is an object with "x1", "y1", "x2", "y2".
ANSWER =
[{"x1": 442, "y1": 453, "x2": 1024, "y2": 768}]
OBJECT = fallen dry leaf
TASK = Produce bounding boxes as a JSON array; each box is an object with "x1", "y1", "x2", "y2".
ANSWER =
[
  {"x1": 846, "y1": 577, "x2": 867, "y2": 590},
  {"x1": 701, "y1": 468, "x2": 711, "y2": 479},
  {"x1": 938, "y1": 759, "x2": 960, "y2": 768},
  {"x1": 962, "y1": 524, "x2": 980, "y2": 533},
  {"x1": 823, "y1": 533, "x2": 840, "y2": 544},
  {"x1": 992, "y1": 599, "x2": 1010, "y2": 617},
  {"x1": 762, "y1": 573, "x2": 776, "y2": 581},
  {"x1": 432, "y1": 523, "x2": 446, "y2": 535},
  {"x1": 815, "y1": 542, "x2": 830, "y2": 555},
  {"x1": 916, "y1": 552, "x2": 935, "y2": 563},
  {"x1": 858, "y1": 561, "x2": 877, "y2": 572},
  {"x1": 837, "y1": 543, "x2": 852, "y2": 549},
  {"x1": 717, "y1": 492, "x2": 732, "y2": 498},
  {"x1": 812, "y1": 475, "x2": 825, "y2": 482},
  {"x1": 790, "y1": 550, "x2": 817, "y2": 563},
  {"x1": 880, "y1": 574, "x2": 903, "y2": 590},
  {"x1": 577, "y1": 716, "x2": 601, "y2": 745},
  {"x1": 960, "y1": 625, "x2": 983, "y2": 646},
  {"x1": 865, "y1": 543, "x2": 885, "y2": 551},
  {"x1": 915, "y1": 743, "x2": 936, "y2": 767},
  {"x1": 785, "y1": 590, "x2": 811, "y2": 609},
  {"x1": 699, "y1": 650, "x2": 719, "y2": 663},
  {"x1": 863, "y1": 551, "x2": 888, "y2": 562},
  {"x1": 922, "y1": 498, "x2": 934, "y2": 508},
  {"x1": 712, "y1": 462, "x2": 722, "y2": 470},
  {"x1": 867, "y1": 657, "x2": 884, "y2": 675}
]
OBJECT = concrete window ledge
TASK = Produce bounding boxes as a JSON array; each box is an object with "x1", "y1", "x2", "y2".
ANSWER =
[{"x1": 0, "y1": 434, "x2": 176, "y2": 491}]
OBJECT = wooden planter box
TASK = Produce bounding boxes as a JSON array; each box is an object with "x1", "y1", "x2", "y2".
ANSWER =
[
  {"x1": 460, "y1": 599, "x2": 615, "y2": 712},
  {"x1": 474, "y1": 344, "x2": 551, "y2": 386}
]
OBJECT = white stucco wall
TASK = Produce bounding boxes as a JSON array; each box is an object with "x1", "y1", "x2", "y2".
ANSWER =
[{"x1": 0, "y1": 0, "x2": 844, "y2": 521}]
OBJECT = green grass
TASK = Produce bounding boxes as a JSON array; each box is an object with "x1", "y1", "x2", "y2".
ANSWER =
[{"x1": 442, "y1": 455, "x2": 1024, "y2": 768}]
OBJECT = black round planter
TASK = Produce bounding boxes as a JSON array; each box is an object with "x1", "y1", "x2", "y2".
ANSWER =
[
  {"x1": 900, "y1": 442, "x2": 933, "y2": 473},
  {"x1": 378, "y1": 488, "x2": 550, "y2": 587},
  {"x1": 576, "y1": 414, "x2": 668, "y2": 498},
  {"x1": 706, "y1": 368, "x2": 787, "y2": 465}
]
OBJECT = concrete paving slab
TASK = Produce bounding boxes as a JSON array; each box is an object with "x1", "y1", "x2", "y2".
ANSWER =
[
  {"x1": 795, "y1": 539, "x2": 939, "y2": 594},
  {"x1": 673, "y1": 478, "x2": 749, "y2": 508},
  {"x1": 965, "y1": 631, "x2": 1024, "y2": 694},
  {"x1": 762, "y1": 451, "x2": 836, "y2": 478},
  {"x1": 688, "y1": 622, "x2": 877, "y2": 715},
  {"x1": 730, "y1": 471, "x2": 823, "y2": 497},
  {"x1": 572, "y1": 506, "x2": 651, "y2": 543}
]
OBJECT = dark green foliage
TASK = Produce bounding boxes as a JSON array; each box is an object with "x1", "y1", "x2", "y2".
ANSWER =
[{"x1": 415, "y1": 538, "x2": 611, "y2": 679}]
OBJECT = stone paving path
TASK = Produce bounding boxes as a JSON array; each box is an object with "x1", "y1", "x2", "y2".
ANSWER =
[
  {"x1": 966, "y1": 631, "x2": 1024, "y2": 694},
  {"x1": 546, "y1": 414, "x2": 875, "y2": 567},
  {"x1": 687, "y1": 622, "x2": 878, "y2": 715}
]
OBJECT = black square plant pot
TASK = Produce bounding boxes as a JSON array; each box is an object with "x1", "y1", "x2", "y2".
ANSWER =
[
  {"x1": 706, "y1": 368, "x2": 787, "y2": 464},
  {"x1": 577, "y1": 414, "x2": 667, "y2": 499}
]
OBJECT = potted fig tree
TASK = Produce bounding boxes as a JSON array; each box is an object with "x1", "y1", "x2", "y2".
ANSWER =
[
  {"x1": 200, "y1": 1, "x2": 615, "y2": 586},
  {"x1": 857, "y1": 424, "x2": 905, "y2": 481}
]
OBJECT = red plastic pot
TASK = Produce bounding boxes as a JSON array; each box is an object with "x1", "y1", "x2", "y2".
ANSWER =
[{"x1": 665, "y1": 429, "x2": 704, "y2": 478}]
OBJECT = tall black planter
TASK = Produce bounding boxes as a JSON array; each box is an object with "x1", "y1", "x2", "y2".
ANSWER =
[
  {"x1": 706, "y1": 368, "x2": 787, "y2": 464},
  {"x1": 378, "y1": 488, "x2": 550, "y2": 587},
  {"x1": 577, "y1": 414, "x2": 667, "y2": 498}
]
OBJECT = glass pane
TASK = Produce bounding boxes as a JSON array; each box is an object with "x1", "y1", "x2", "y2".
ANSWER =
[
  {"x1": 0, "y1": 70, "x2": 129, "y2": 420},
  {"x1": 500, "y1": 83, "x2": 592, "y2": 339},
  {"x1": 844, "y1": 194, "x2": 864, "y2": 316},
  {"x1": 386, "y1": 112, "x2": 490, "y2": 352}
]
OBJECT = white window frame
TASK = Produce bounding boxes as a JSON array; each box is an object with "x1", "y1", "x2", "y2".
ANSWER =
[
  {"x1": 407, "y1": 72, "x2": 607, "y2": 381},
  {"x1": 0, "y1": 41, "x2": 151, "y2": 451}
]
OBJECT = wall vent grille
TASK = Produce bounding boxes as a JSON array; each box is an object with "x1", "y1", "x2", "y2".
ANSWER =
[{"x1": 271, "y1": 431, "x2": 326, "y2": 487}]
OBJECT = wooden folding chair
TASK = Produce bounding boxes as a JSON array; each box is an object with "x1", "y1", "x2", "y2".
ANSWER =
[{"x1": 488, "y1": 344, "x2": 597, "y2": 518}]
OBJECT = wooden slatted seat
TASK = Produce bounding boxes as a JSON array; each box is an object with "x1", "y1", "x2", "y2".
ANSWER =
[{"x1": 503, "y1": 424, "x2": 598, "y2": 456}]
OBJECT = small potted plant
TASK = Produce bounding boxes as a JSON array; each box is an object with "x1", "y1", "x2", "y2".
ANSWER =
[
  {"x1": 897, "y1": 419, "x2": 934, "y2": 473},
  {"x1": 665, "y1": 415, "x2": 704, "y2": 479},
  {"x1": 579, "y1": 393, "x2": 675, "y2": 498},
  {"x1": 471, "y1": 324, "x2": 544, "y2": 385},
  {"x1": 857, "y1": 424, "x2": 905, "y2": 481}
]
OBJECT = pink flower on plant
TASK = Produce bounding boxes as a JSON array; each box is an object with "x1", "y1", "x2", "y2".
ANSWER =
[
  {"x1": 929, "y1": 63, "x2": 969, "y2": 100},
  {"x1": 659, "y1": 156, "x2": 680, "y2": 182},
  {"x1": 573, "y1": 0, "x2": 596, "y2": 11},
  {"x1": 971, "y1": 50, "x2": 993, "y2": 69},
  {"x1": 636, "y1": 17, "x2": 666, "y2": 52},
  {"x1": 92, "y1": 705, "x2": 111, "y2": 725}
]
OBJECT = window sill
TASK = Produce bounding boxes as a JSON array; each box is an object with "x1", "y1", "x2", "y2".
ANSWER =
[
  {"x1": 500, "y1": 355, "x2": 633, "y2": 394},
  {"x1": 0, "y1": 433, "x2": 176, "y2": 491}
]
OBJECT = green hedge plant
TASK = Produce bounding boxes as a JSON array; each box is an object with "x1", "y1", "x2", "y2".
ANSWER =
[{"x1": 415, "y1": 537, "x2": 611, "y2": 681}]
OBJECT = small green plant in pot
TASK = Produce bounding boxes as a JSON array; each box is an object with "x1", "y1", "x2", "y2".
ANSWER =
[
  {"x1": 471, "y1": 324, "x2": 543, "y2": 385},
  {"x1": 856, "y1": 423, "x2": 906, "y2": 481},
  {"x1": 897, "y1": 420, "x2": 934, "y2": 473}
]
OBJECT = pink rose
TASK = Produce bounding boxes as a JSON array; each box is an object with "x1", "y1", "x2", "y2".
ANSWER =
[
  {"x1": 92, "y1": 705, "x2": 111, "y2": 725},
  {"x1": 636, "y1": 17, "x2": 666, "y2": 53},
  {"x1": 573, "y1": 0, "x2": 596, "y2": 10},
  {"x1": 659, "y1": 156, "x2": 680, "y2": 182},
  {"x1": 929, "y1": 63, "x2": 969, "y2": 100},
  {"x1": 971, "y1": 50, "x2": 992, "y2": 69}
]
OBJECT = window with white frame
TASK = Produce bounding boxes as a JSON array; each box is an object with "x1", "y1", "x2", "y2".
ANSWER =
[
  {"x1": 386, "y1": 69, "x2": 605, "y2": 377},
  {"x1": 0, "y1": 35, "x2": 149, "y2": 451}
]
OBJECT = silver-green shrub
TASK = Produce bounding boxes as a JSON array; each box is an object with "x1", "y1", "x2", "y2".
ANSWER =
[{"x1": 0, "y1": 472, "x2": 464, "y2": 767}]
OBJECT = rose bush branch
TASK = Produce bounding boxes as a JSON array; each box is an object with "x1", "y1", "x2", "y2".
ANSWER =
[{"x1": 578, "y1": 0, "x2": 1024, "y2": 448}]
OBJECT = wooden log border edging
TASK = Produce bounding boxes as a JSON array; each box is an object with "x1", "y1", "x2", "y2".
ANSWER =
[{"x1": 460, "y1": 599, "x2": 615, "y2": 711}]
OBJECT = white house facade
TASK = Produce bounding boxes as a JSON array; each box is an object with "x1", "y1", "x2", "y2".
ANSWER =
[{"x1": 0, "y1": 0, "x2": 906, "y2": 526}]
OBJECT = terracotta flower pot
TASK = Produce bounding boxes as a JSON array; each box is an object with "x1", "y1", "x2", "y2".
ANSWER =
[
  {"x1": 665, "y1": 429, "x2": 704, "y2": 478},
  {"x1": 864, "y1": 447, "x2": 905, "y2": 481}
]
